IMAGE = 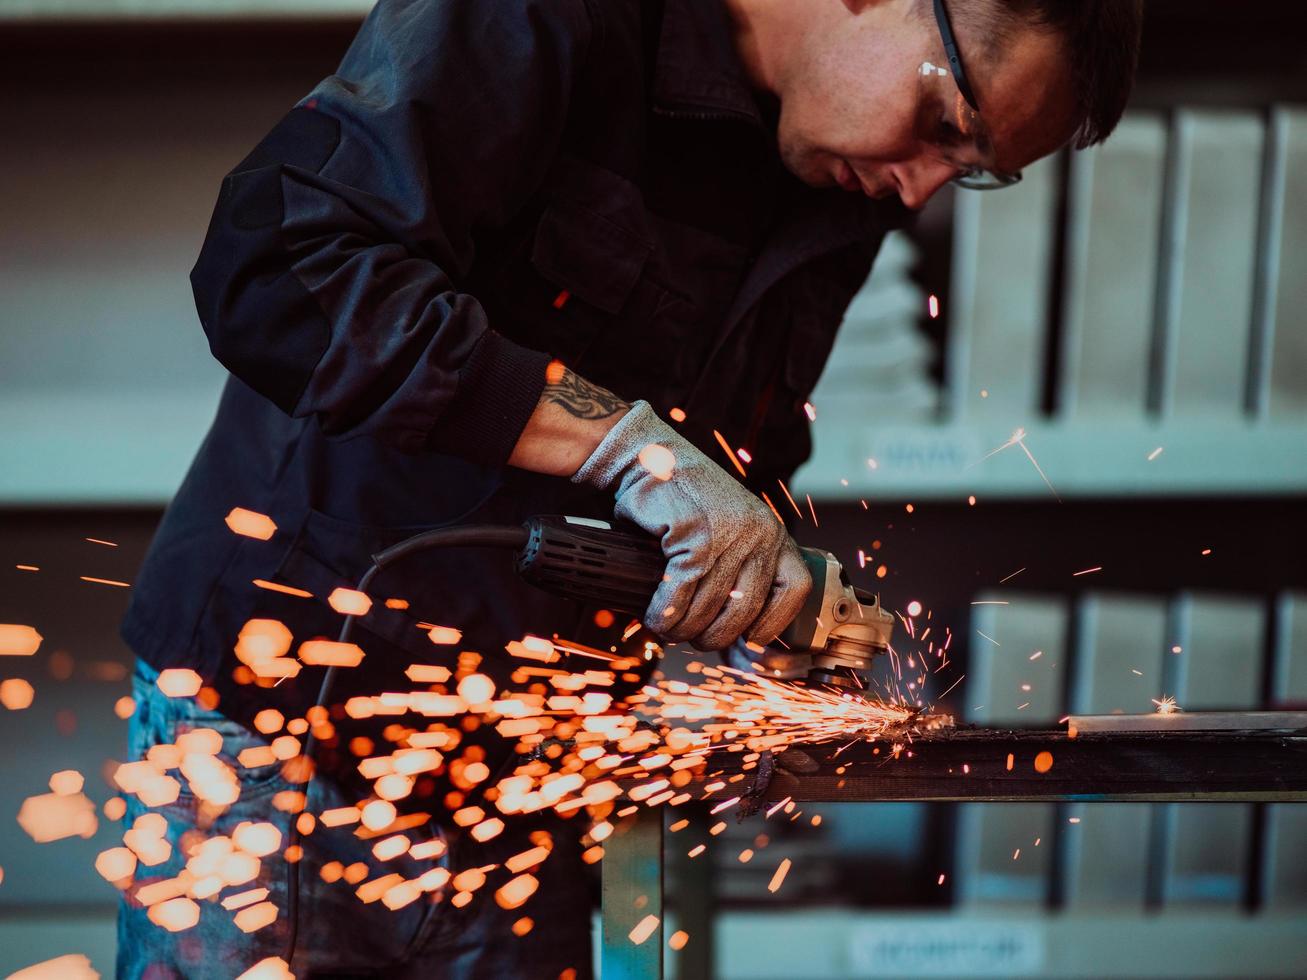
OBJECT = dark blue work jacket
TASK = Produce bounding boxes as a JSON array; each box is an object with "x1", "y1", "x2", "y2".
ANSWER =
[{"x1": 122, "y1": 0, "x2": 907, "y2": 739}]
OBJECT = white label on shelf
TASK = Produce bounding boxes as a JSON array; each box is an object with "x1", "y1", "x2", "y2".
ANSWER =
[
  {"x1": 868, "y1": 428, "x2": 983, "y2": 478},
  {"x1": 848, "y1": 920, "x2": 1046, "y2": 977}
]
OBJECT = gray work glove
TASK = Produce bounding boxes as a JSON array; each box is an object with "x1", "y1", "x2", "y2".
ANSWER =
[{"x1": 571, "y1": 400, "x2": 810, "y2": 651}]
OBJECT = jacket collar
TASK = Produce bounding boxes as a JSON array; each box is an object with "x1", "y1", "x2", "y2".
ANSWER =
[{"x1": 652, "y1": 0, "x2": 766, "y2": 126}]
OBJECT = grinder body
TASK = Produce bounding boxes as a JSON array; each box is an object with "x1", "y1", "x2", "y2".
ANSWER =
[{"x1": 515, "y1": 515, "x2": 893, "y2": 689}]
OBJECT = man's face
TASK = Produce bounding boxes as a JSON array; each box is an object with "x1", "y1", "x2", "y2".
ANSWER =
[{"x1": 773, "y1": 0, "x2": 1078, "y2": 209}]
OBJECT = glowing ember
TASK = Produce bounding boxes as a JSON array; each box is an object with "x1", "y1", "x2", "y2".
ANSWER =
[
  {"x1": 235, "y1": 620, "x2": 293, "y2": 665},
  {"x1": 298, "y1": 640, "x2": 365, "y2": 667},
  {"x1": 629, "y1": 914, "x2": 660, "y2": 945},
  {"x1": 95, "y1": 846, "x2": 138, "y2": 886},
  {"x1": 0, "y1": 624, "x2": 43, "y2": 657},
  {"x1": 234, "y1": 902, "x2": 279, "y2": 933},
  {"x1": 407, "y1": 663, "x2": 452, "y2": 683},
  {"x1": 49, "y1": 770, "x2": 84, "y2": 796},
  {"x1": 360, "y1": 800, "x2": 397, "y2": 831},
  {"x1": 236, "y1": 957, "x2": 295, "y2": 980},
  {"x1": 637, "y1": 444, "x2": 677, "y2": 481},
  {"x1": 328, "y1": 588, "x2": 373, "y2": 616},
  {"x1": 222, "y1": 887, "x2": 270, "y2": 911},
  {"x1": 225, "y1": 508, "x2": 277, "y2": 540},
  {"x1": 18, "y1": 791, "x2": 98, "y2": 843},
  {"x1": 156, "y1": 668, "x2": 202, "y2": 698},
  {"x1": 80, "y1": 576, "x2": 130, "y2": 588},
  {"x1": 1153, "y1": 695, "x2": 1181, "y2": 714},
  {"x1": 232, "y1": 822, "x2": 282, "y2": 857},
  {"x1": 7, "y1": 955, "x2": 99, "y2": 979},
  {"x1": 148, "y1": 896, "x2": 200, "y2": 932},
  {"x1": 1, "y1": 678, "x2": 36, "y2": 710},
  {"x1": 253, "y1": 580, "x2": 311, "y2": 598},
  {"x1": 767, "y1": 858, "x2": 792, "y2": 893},
  {"x1": 457, "y1": 673, "x2": 496, "y2": 705},
  {"x1": 253, "y1": 708, "x2": 285, "y2": 734},
  {"x1": 495, "y1": 873, "x2": 539, "y2": 909},
  {"x1": 427, "y1": 626, "x2": 463, "y2": 645}
]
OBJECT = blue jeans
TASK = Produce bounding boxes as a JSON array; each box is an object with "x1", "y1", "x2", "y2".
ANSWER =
[{"x1": 117, "y1": 660, "x2": 593, "y2": 979}]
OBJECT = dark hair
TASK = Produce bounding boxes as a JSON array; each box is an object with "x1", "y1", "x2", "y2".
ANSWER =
[{"x1": 951, "y1": 0, "x2": 1145, "y2": 149}]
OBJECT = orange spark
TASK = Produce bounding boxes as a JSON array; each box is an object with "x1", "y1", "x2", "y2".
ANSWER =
[
  {"x1": 225, "y1": 508, "x2": 277, "y2": 540},
  {"x1": 712, "y1": 430, "x2": 748, "y2": 478},
  {"x1": 80, "y1": 576, "x2": 130, "y2": 588},
  {"x1": 1, "y1": 678, "x2": 35, "y2": 709},
  {"x1": 236, "y1": 957, "x2": 295, "y2": 980},
  {"x1": 327, "y1": 588, "x2": 372, "y2": 616},
  {"x1": 156, "y1": 668, "x2": 202, "y2": 698},
  {"x1": 495, "y1": 873, "x2": 539, "y2": 909},
  {"x1": 767, "y1": 858, "x2": 792, "y2": 893},
  {"x1": 629, "y1": 914, "x2": 660, "y2": 945},
  {"x1": 638, "y1": 444, "x2": 677, "y2": 481},
  {"x1": 297, "y1": 640, "x2": 365, "y2": 667},
  {"x1": 148, "y1": 897, "x2": 200, "y2": 932}
]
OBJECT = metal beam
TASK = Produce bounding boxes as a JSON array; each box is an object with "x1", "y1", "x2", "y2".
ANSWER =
[
  {"x1": 688, "y1": 728, "x2": 1307, "y2": 804},
  {"x1": 601, "y1": 809, "x2": 664, "y2": 980}
]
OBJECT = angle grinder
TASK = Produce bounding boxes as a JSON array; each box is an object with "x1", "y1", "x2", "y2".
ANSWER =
[{"x1": 513, "y1": 515, "x2": 895, "y2": 691}]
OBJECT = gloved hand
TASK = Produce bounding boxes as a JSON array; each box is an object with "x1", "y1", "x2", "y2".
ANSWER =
[{"x1": 571, "y1": 400, "x2": 810, "y2": 650}]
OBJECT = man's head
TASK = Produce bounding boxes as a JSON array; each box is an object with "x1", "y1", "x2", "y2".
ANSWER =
[{"x1": 728, "y1": 0, "x2": 1143, "y2": 209}]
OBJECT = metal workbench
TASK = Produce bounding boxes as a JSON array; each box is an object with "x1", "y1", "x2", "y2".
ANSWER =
[{"x1": 599, "y1": 720, "x2": 1307, "y2": 979}]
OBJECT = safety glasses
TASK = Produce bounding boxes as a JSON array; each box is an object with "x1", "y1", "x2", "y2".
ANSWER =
[{"x1": 918, "y1": 0, "x2": 1022, "y2": 191}]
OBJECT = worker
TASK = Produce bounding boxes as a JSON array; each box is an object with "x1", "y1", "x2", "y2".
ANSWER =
[{"x1": 116, "y1": 0, "x2": 1142, "y2": 976}]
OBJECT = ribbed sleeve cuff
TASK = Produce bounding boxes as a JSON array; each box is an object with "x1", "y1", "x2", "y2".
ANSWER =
[{"x1": 426, "y1": 329, "x2": 553, "y2": 466}]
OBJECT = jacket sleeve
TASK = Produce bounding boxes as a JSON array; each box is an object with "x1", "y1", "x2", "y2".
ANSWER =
[{"x1": 190, "y1": 0, "x2": 594, "y2": 464}]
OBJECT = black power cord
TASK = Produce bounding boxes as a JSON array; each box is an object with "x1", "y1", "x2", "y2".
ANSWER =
[{"x1": 283, "y1": 524, "x2": 529, "y2": 970}]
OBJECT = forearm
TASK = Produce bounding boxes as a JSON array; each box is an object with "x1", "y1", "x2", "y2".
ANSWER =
[{"x1": 507, "y1": 361, "x2": 632, "y2": 477}]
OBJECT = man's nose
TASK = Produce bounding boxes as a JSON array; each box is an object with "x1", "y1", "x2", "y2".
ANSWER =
[{"x1": 895, "y1": 159, "x2": 959, "y2": 210}]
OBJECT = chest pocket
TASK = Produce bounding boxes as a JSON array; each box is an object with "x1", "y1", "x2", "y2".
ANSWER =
[
  {"x1": 479, "y1": 156, "x2": 667, "y2": 378},
  {"x1": 531, "y1": 198, "x2": 653, "y2": 317}
]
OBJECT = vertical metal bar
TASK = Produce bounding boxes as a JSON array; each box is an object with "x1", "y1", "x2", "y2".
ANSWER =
[
  {"x1": 1243, "y1": 593, "x2": 1283, "y2": 910},
  {"x1": 601, "y1": 808, "x2": 665, "y2": 980},
  {"x1": 1246, "y1": 109, "x2": 1288, "y2": 420},
  {"x1": 1050, "y1": 590, "x2": 1082, "y2": 914},
  {"x1": 1148, "y1": 111, "x2": 1190, "y2": 419},
  {"x1": 1146, "y1": 594, "x2": 1191, "y2": 908},
  {"x1": 1039, "y1": 149, "x2": 1073, "y2": 418},
  {"x1": 1055, "y1": 143, "x2": 1096, "y2": 419},
  {"x1": 1258, "y1": 593, "x2": 1295, "y2": 908},
  {"x1": 668, "y1": 805, "x2": 715, "y2": 980},
  {"x1": 1052, "y1": 593, "x2": 1093, "y2": 908}
]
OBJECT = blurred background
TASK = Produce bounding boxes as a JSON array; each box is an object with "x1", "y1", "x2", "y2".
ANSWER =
[{"x1": 2, "y1": 0, "x2": 1306, "y2": 976}]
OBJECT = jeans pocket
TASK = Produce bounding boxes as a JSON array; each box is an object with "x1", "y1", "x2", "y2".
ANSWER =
[{"x1": 129, "y1": 660, "x2": 290, "y2": 802}]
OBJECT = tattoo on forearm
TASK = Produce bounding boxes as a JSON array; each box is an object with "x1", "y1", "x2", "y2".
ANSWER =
[{"x1": 544, "y1": 367, "x2": 631, "y2": 421}]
